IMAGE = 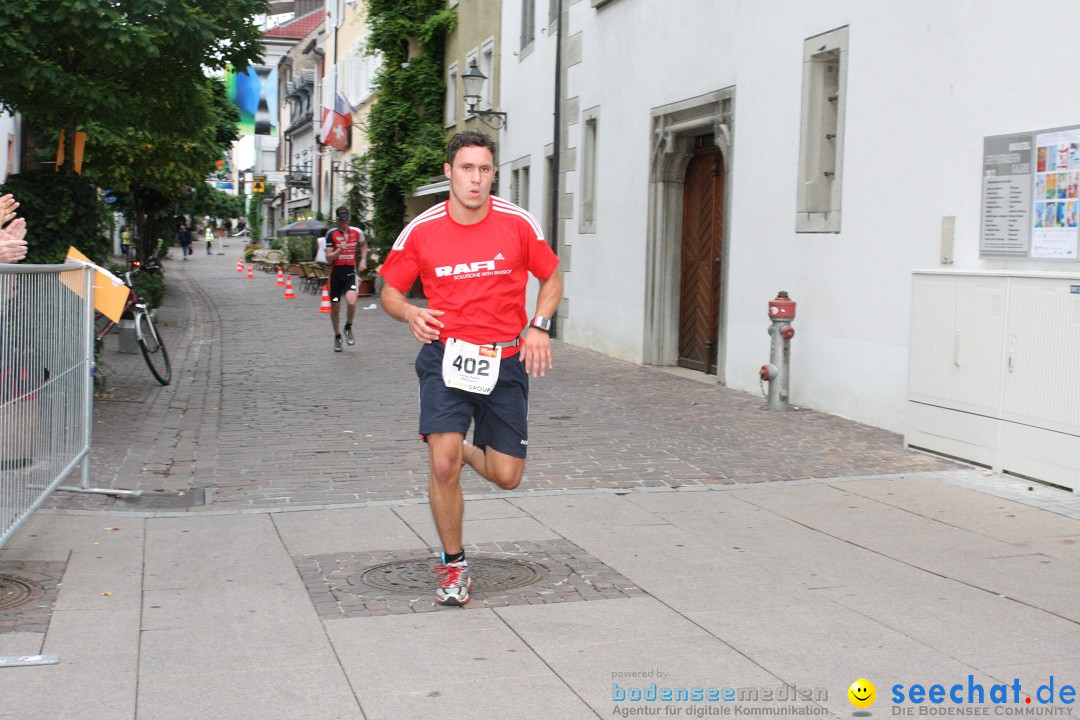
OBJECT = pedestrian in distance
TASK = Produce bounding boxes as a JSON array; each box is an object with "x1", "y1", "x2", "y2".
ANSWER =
[
  {"x1": 324, "y1": 206, "x2": 368, "y2": 352},
  {"x1": 178, "y1": 223, "x2": 193, "y2": 259},
  {"x1": 205, "y1": 225, "x2": 213, "y2": 254},
  {"x1": 378, "y1": 131, "x2": 563, "y2": 606},
  {"x1": 120, "y1": 225, "x2": 132, "y2": 258}
]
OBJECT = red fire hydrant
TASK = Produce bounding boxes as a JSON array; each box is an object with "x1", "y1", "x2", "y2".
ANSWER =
[{"x1": 759, "y1": 291, "x2": 796, "y2": 410}]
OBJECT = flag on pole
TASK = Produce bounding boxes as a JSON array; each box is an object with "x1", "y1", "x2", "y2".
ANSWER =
[{"x1": 320, "y1": 94, "x2": 352, "y2": 151}]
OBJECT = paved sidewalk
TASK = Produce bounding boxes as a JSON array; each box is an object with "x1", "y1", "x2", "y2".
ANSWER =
[
  {"x1": 58, "y1": 245, "x2": 956, "y2": 510},
  {"x1": 2, "y1": 245, "x2": 1079, "y2": 719}
]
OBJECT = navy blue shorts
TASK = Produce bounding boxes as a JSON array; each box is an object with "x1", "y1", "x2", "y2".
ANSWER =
[{"x1": 415, "y1": 341, "x2": 529, "y2": 459}]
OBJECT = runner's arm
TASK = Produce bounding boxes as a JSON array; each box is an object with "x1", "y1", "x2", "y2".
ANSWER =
[
  {"x1": 520, "y1": 267, "x2": 563, "y2": 377},
  {"x1": 325, "y1": 238, "x2": 341, "y2": 263},
  {"x1": 356, "y1": 238, "x2": 368, "y2": 274},
  {"x1": 380, "y1": 284, "x2": 444, "y2": 344}
]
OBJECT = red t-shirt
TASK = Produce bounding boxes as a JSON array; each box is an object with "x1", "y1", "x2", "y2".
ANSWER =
[
  {"x1": 325, "y1": 226, "x2": 365, "y2": 267},
  {"x1": 379, "y1": 196, "x2": 560, "y2": 351}
]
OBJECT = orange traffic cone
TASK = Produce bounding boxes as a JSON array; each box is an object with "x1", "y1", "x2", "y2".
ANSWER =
[
  {"x1": 276, "y1": 267, "x2": 284, "y2": 286},
  {"x1": 283, "y1": 275, "x2": 295, "y2": 299},
  {"x1": 236, "y1": 259, "x2": 243, "y2": 273},
  {"x1": 318, "y1": 283, "x2": 332, "y2": 313},
  {"x1": 246, "y1": 264, "x2": 254, "y2": 279}
]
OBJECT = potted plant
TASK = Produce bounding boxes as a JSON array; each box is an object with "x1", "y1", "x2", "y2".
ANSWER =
[{"x1": 357, "y1": 247, "x2": 381, "y2": 297}]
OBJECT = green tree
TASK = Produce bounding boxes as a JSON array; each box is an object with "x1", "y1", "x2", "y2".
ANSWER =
[
  {"x1": 0, "y1": 1, "x2": 266, "y2": 261},
  {"x1": 247, "y1": 197, "x2": 263, "y2": 245},
  {"x1": 344, "y1": 154, "x2": 373, "y2": 236},
  {"x1": 0, "y1": 169, "x2": 107, "y2": 264},
  {"x1": 0, "y1": 0, "x2": 266, "y2": 173},
  {"x1": 343, "y1": 153, "x2": 378, "y2": 270},
  {"x1": 179, "y1": 183, "x2": 245, "y2": 227},
  {"x1": 366, "y1": 0, "x2": 456, "y2": 253},
  {"x1": 86, "y1": 77, "x2": 244, "y2": 258}
]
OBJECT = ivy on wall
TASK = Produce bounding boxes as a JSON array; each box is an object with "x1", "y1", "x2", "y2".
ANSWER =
[{"x1": 365, "y1": 0, "x2": 456, "y2": 255}]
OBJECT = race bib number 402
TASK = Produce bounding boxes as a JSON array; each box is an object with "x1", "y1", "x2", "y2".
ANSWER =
[{"x1": 441, "y1": 338, "x2": 501, "y2": 395}]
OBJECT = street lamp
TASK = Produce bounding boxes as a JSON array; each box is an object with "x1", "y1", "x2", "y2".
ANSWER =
[{"x1": 462, "y1": 59, "x2": 508, "y2": 129}]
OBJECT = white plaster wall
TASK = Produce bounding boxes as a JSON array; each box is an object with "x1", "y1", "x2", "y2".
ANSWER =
[
  {"x1": 498, "y1": 1, "x2": 559, "y2": 321},
  {"x1": 0, "y1": 111, "x2": 19, "y2": 183},
  {"x1": 518, "y1": 0, "x2": 1080, "y2": 432}
]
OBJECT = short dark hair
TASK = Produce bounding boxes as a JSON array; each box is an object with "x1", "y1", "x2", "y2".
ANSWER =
[{"x1": 447, "y1": 131, "x2": 496, "y2": 166}]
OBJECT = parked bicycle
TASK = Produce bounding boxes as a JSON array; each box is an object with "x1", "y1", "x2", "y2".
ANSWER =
[{"x1": 94, "y1": 258, "x2": 172, "y2": 385}]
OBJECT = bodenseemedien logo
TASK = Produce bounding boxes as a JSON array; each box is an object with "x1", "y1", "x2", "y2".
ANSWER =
[{"x1": 610, "y1": 679, "x2": 831, "y2": 717}]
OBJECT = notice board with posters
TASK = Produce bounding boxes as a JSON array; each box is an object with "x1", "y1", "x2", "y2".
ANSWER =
[{"x1": 981, "y1": 124, "x2": 1080, "y2": 260}]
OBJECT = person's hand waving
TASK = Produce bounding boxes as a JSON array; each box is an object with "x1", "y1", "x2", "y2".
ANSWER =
[
  {"x1": 0, "y1": 217, "x2": 28, "y2": 263},
  {"x1": 0, "y1": 194, "x2": 19, "y2": 226}
]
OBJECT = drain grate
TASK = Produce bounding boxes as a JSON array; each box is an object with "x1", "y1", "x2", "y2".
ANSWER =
[
  {"x1": 0, "y1": 575, "x2": 44, "y2": 611},
  {"x1": 297, "y1": 539, "x2": 647, "y2": 618},
  {"x1": 353, "y1": 557, "x2": 548, "y2": 594}
]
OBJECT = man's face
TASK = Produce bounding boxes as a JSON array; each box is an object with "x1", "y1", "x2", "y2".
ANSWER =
[
  {"x1": 445, "y1": 145, "x2": 495, "y2": 212},
  {"x1": 337, "y1": 215, "x2": 349, "y2": 229}
]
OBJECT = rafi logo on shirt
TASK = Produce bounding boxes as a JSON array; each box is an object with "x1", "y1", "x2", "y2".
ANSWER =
[
  {"x1": 434, "y1": 256, "x2": 513, "y2": 280},
  {"x1": 435, "y1": 260, "x2": 495, "y2": 277}
]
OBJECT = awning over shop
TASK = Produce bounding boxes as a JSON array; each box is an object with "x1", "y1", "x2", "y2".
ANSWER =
[{"x1": 275, "y1": 219, "x2": 328, "y2": 237}]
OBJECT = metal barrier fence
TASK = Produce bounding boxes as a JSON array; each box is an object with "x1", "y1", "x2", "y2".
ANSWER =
[{"x1": 0, "y1": 263, "x2": 94, "y2": 551}]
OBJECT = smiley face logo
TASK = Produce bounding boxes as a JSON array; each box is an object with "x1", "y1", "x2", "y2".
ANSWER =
[{"x1": 848, "y1": 679, "x2": 876, "y2": 708}]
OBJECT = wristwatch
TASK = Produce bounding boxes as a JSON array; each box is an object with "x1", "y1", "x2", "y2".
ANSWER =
[{"x1": 531, "y1": 315, "x2": 552, "y2": 333}]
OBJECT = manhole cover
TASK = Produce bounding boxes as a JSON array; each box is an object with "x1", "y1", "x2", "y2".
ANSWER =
[
  {"x1": 354, "y1": 557, "x2": 548, "y2": 594},
  {"x1": 0, "y1": 575, "x2": 44, "y2": 611}
]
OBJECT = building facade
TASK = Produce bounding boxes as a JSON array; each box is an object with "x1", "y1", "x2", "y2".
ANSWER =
[
  {"x1": 318, "y1": 0, "x2": 380, "y2": 219},
  {"x1": 264, "y1": 8, "x2": 325, "y2": 232},
  {"x1": 498, "y1": 0, "x2": 1080, "y2": 440}
]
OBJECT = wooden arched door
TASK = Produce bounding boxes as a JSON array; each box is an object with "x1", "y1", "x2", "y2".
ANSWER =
[{"x1": 678, "y1": 144, "x2": 724, "y2": 373}]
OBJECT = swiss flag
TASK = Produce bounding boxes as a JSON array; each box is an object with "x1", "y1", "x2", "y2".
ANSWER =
[
  {"x1": 320, "y1": 94, "x2": 352, "y2": 151},
  {"x1": 320, "y1": 107, "x2": 350, "y2": 151}
]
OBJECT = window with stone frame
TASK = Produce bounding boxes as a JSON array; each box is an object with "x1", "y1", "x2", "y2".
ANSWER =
[
  {"x1": 796, "y1": 26, "x2": 849, "y2": 233},
  {"x1": 580, "y1": 106, "x2": 600, "y2": 233},
  {"x1": 522, "y1": 0, "x2": 536, "y2": 51}
]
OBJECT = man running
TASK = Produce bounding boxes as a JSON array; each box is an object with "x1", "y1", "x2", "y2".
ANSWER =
[
  {"x1": 378, "y1": 131, "x2": 562, "y2": 606},
  {"x1": 324, "y1": 206, "x2": 367, "y2": 352}
]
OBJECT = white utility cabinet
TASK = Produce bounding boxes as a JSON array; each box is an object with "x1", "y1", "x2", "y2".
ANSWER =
[{"x1": 906, "y1": 270, "x2": 1080, "y2": 491}]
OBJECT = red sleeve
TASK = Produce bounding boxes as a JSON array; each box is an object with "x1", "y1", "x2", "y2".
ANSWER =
[
  {"x1": 523, "y1": 223, "x2": 560, "y2": 280},
  {"x1": 378, "y1": 229, "x2": 421, "y2": 292}
]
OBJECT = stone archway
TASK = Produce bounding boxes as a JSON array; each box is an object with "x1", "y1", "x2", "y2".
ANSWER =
[{"x1": 644, "y1": 89, "x2": 734, "y2": 381}]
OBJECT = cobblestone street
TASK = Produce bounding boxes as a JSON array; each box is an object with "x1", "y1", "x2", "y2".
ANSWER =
[{"x1": 63, "y1": 244, "x2": 955, "y2": 512}]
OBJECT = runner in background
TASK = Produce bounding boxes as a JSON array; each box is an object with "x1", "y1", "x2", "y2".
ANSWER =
[{"x1": 324, "y1": 206, "x2": 367, "y2": 352}]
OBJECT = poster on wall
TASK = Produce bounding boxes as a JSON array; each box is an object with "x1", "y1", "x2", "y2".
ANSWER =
[
  {"x1": 981, "y1": 124, "x2": 1080, "y2": 260},
  {"x1": 1030, "y1": 128, "x2": 1080, "y2": 259},
  {"x1": 980, "y1": 134, "x2": 1032, "y2": 257}
]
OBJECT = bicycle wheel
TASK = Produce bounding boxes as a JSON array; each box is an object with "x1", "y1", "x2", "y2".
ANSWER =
[{"x1": 136, "y1": 311, "x2": 172, "y2": 385}]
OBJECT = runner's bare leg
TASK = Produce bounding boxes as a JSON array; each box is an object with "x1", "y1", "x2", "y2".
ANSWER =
[
  {"x1": 428, "y1": 432, "x2": 466, "y2": 553},
  {"x1": 462, "y1": 442, "x2": 524, "y2": 490},
  {"x1": 345, "y1": 288, "x2": 358, "y2": 325}
]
